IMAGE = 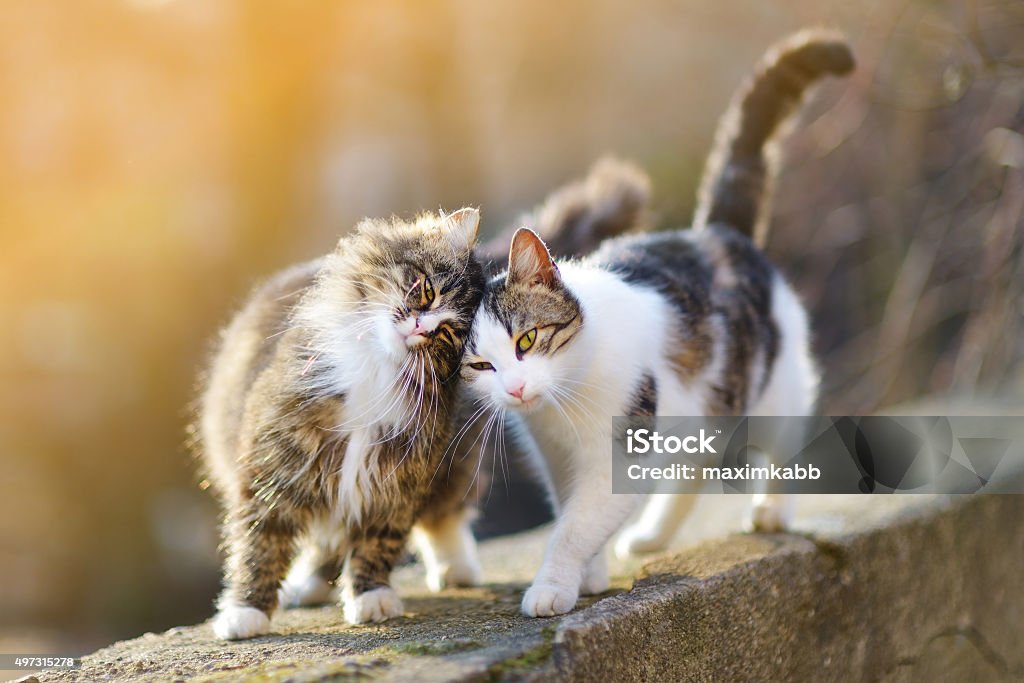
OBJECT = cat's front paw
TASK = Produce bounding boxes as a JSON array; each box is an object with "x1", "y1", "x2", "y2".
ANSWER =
[
  {"x1": 425, "y1": 556, "x2": 483, "y2": 593},
  {"x1": 521, "y1": 582, "x2": 578, "y2": 617},
  {"x1": 343, "y1": 587, "x2": 404, "y2": 625},
  {"x1": 212, "y1": 604, "x2": 270, "y2": 640}
]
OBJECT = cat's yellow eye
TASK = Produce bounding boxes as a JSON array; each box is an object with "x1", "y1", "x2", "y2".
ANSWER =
[
  {"x1": 469, "y1": 361, "x2": 494, "y2": 371},
  {"x1": 421, "y1": 277, "x2": 435, "y2": 307},
  {"x1": 517, "y1": 328, "x2": 537, "y2": 355}
]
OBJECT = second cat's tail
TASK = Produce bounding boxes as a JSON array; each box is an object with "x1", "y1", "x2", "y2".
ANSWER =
[
  {"x1": 528, "y1": 156, "x2": 651, "y2": 257},
  {"x1": 693, "y1": 29, "x2": 854, "y2": 245},
  {"x1": 479, "y1": 157, "x2": 651, "y2": 265}
]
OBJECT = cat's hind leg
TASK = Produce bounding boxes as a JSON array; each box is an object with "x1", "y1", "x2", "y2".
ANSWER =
[
  {"x1": 745, "y1": 492, "x2": 795, "y2": 532},
  {"x1": 279, "y1": 521, "x2": 346, "y2": 608},
  {"x1": 614, "y1": 493, "x2": 698, "y2": 558},
  {"x1": 411, "y1": 508, "x2": 483, "y2": 593},
  {"x1": 743, "y1": 277, "x2": 818, "y2": 533},
  {"x1": 580, "y1": 551, "x2": 610, "y2": 595},
  {"x1": 413, "y1": 432, "x2": 484, "y2": 592}
]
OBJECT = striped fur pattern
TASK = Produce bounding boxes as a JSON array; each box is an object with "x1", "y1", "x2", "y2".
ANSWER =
[
  {"x1": 461, "y1": 31, "x2": 851, "y2": 618},
  {"x1": 694, "y1": 28, "x2": 855, "y2": 245},
  {"x1": 480, "y1": 156, "x2": 652, "y2": 262},
  {"x1": 198, "y1": 209, "x2": 486, "y2": 639}
]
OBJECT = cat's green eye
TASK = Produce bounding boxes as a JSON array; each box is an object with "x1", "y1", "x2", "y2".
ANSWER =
[
  {"x1": 421, "y1": 277, "x2": 435, "y2": 307},
  {"x1": 517, "y1": 328, "x2": 537, "y2": 355},
  {"x1": 469, "y1": 361, "x2": 494, "y2": 371}
]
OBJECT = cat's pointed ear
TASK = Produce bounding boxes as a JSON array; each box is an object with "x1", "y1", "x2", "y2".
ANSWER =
[
  {"x1": 508, "y1": 228, "x2": 560, "y2": 287},
  {"x1": 441, "y1": 207, "x2": 480, "y2": 252}
]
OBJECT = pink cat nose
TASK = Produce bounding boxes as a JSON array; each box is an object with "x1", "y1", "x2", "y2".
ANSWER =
[
  {"x1": 410, "y1": 318, "x2": 426, "y2": 336},
  {"x1": 508, "y1": 382, "x2": 525, "y2": 400}
]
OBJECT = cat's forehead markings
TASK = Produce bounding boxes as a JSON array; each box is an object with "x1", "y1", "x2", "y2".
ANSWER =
[
  {"x1": 476, "y1": 313, "x2": 517, "y2": 355},
  {"x1": 483, "y1": 292, "x2": 514, "y2": 336}
]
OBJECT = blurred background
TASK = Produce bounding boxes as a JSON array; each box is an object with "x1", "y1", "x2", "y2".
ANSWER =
[{"x1": 1, "y1": 0, "x2": 1022, "y2": 658}]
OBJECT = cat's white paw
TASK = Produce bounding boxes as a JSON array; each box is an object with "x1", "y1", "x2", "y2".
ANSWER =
[
  {"x1": 212, "y1": 604, "x2": 270, "y2": 640},
  {"x1": 279, "y1": 572, "x2": 335, "y2": 608},
  {"x1": 745, "y1": 495, "x2": 794, "y2": 533},
  {"x1": 413, "y1": 514, "x2": 483, "y2": 593},
  {"x1": 343, "y1": 587, "x2": 404, "y2": 625},
  {"x1": 580, "y1": 557, "x2": 609, "y2": 596},
  {"x1": 614, "y1": 527, "x2": 669, "y2": 559},
  {"x1": 521, "y1": 582, "x2": 578, "y2": 617},
  {"x1": 425, "y1": 556, "x2": 483, "y2": 593}
]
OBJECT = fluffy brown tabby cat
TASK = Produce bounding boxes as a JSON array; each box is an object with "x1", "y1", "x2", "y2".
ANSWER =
[{"x1": 199, "y1": 209, "x2": 486, "y2": 639}]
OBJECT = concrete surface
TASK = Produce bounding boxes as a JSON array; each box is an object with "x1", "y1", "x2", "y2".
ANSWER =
[{"x1": 24, "y1": 494, "x2": 1024, "y2": 683}]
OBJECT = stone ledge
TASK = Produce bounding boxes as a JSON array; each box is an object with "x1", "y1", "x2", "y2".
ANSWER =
[
  {"x1": 31, "y1": 495, "x2": 1024, "y2": 683},
  {"x1": 554, "y1": 495, "x2": 1024, "y2": 682}
]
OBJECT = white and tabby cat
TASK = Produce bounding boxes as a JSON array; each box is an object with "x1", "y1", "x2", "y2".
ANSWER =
[{"x1": 460, "y1": 30, "x2": 853, "y2": 617}]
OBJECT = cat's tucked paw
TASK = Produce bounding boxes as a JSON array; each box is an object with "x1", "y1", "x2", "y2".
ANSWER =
[
  {"x1": 425, "y1": 556, "x2": 483, "y2": 593},
  {"x1": 279, "y1": 573, "x2": 335, "y2": 608},
  {"x1": 745, "y1": 497, "x2": 794, "y2": 533},
  {"x1": 614, "y1": 527, "x2": 669, "y2": 559},
  {"x1": 343, "y1": 587, "x2": 404, "y2": 625},
  {"x1": 212, "y1": 604, "x2": 270, "y2": 640},
  {"x1": 521, "y1": 583, "x2": 578, "y2": 617}
]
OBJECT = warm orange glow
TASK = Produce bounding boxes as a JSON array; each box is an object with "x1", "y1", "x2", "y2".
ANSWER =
[{"x1": 1, "y1": 0, "x2": 1022, "y2": 659}]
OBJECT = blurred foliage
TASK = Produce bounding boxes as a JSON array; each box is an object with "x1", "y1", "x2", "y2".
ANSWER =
[
  {"x1": 0, "y1": 0, "x2": 1021, "y2": 653},
  {"x1": 770, "y1": 0, "x2": 1024, "y2": 410}
]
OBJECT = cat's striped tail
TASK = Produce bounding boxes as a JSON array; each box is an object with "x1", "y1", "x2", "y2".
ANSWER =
[
  {"x1": 693, "y1": 29, "x2": 854, "y2": 245},
  {"x1": 480, "y1": 157, "x2": 651, "y2": 263}
]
